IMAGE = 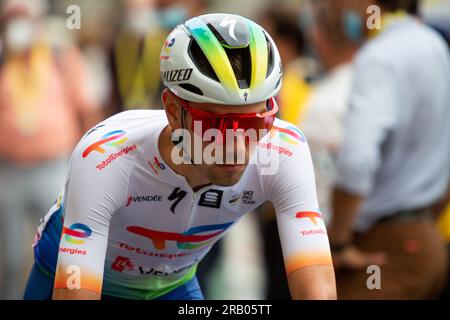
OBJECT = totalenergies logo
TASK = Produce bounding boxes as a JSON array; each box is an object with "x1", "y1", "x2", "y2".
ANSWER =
[
  {"x1": 296, "y1": 211, "x2": 322, "y2": 225},
  {"x1": 160, "y1": 38, "x2": 175, "y2": 61},
  {"x1": 271, "y1": 125, "x2": 305, "y2": 145},
  {"x1": 127, "y1": 221, "x2": 233, "y2": 250},
  {"x1": 62, "y1": 223, "x2": 92, "y2": 244},
  {"x1": 82, "y1": 130, "x2": 128, "y2": 158}
]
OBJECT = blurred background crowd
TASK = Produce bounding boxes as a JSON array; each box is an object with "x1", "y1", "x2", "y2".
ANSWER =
[{"x1": 0, "y1": 0, "x2": 449, "y2": 300}]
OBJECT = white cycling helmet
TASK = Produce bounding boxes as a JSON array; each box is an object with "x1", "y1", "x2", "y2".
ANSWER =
[{"x1": 160, "y1": 13, "x2": 282, "y2": 105}]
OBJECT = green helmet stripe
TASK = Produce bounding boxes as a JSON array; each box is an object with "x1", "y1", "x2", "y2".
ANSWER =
[
  {"x1": 248, "y1": 21, "x2": 268, "y2": 90},
  {"x1": 185, "y1": 17, "x2": 240, "y2": 95}
]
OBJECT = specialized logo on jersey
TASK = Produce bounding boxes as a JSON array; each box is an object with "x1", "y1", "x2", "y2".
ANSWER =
[
  {"x1": 198, "y1": 189, "x2": 223, "y2": 209},
  {"x1": 62, "y1": 223, "x2": 92, "y2": 244},
  {"x1": 127, "y1": 221, "x2": 234, "y2": 250},
  {"x1": 168, "y1": 187, "x2": 187, "y2": 214},
  {"x1": 271, "y1": 125, "x2": 305, "y2": 145},
  {"x1": 82, "y1": 130, "x2": 128, "y2": 158},
  {"x1": 295, "y1": 211, "x2": 322, "y2": 225}
]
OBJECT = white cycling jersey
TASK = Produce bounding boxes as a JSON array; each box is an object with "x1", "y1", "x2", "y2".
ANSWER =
[{"x1": 34, "y1": 109, "x2": 332, "y2": 299}]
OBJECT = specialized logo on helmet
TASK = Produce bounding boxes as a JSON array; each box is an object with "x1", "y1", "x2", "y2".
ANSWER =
[
  {"x1": 219, "y1": 17, "x2": 238, "y2": 41},
  {"x1": 160, "y1": 13, "x2": 282, "y2": 105},
  {"x1": 161, "y1": 68, "x2": 193, "y2": 83}
]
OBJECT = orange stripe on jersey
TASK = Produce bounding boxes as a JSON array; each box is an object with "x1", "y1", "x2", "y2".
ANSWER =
[
  {"x1": 54, "y1": 265, "x2": 103, "y2": 294},
  {"x1": 295, "y1": 211, "x2": 322, "y2": 225},
  {"x1": 285, "y1": 252, "x2": 333, "y2": 274}
]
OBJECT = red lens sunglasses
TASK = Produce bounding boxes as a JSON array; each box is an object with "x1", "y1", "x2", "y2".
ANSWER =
[{"x1": 172, "y1": 94, "x2": 278, "y2": 140}]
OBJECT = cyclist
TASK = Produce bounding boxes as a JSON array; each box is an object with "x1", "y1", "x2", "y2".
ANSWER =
[{"x1": 24, "y1": 13, "x2": 336, "y2": 300}]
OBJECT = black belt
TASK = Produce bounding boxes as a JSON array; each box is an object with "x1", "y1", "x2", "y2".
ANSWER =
[{"x1": 376, "y1": 207, "x2": 433, "y2": 224}]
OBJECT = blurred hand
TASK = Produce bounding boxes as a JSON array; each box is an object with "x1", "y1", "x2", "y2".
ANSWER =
[{"x1": 332, "y1": 245, "x2": 387, "y2": 270}]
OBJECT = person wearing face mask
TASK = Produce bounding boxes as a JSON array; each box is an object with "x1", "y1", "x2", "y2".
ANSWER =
[
  {"x1": 109, "y1": 0, "x2": 169, "y2": 113},
  {"x1": 155, "y1": 0, "x2": 206, "y2": 29},
  {"x1": 300, "y1": 0, "x2": 362, "y2": 235},
  {"x1": 4, "y1": 15, "x2": 35, "y2": 53},
  {"x1": 0, "y1": 0, "x2": 99, "y2": 299},
  {"x1": 109, "y1": 0, "x2": 206, "y2": 114}
]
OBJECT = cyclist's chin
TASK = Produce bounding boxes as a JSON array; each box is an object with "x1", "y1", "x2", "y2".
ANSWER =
[{"x1": 207, "y1": 163, "x2": 247, "y2": 186}]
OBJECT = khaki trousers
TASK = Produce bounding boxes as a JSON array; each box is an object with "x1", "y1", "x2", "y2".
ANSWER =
[{"x1": 336, "y1": 220, "x2": 448, "y2": 299}]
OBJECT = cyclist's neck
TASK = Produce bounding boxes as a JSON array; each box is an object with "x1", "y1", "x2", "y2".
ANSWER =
[{"x1": 158, "y1": 125, "x2": 211, "y2": 190}]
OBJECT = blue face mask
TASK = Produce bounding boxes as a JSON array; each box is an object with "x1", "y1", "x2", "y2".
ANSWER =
[
  {"x1": 343, "y1": 10, "x2": 363, "y2": 43},
  {"x1": 158, "y1": 6, "x2": 188, "y2": 29}
]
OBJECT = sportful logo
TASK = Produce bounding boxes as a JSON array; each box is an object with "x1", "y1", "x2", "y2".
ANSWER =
[
  {"x1": 82, "y1": 130, "x2": 128, "y2": 158},
  {"x1": 295, "y1": 211, "x2": 322, "y2": 225},
  {"x1": 198, "y1": 189, "x2": 223, "y2": 209},
  {"x1": 127, "y1": 221, "x2": 234, "y2": 251},
  {"x1": 62, "y1": 223, "x2": 92, "y2": 244},
  {"x1": 271, "y1": 126, "x2": 305, "y2": 145}
]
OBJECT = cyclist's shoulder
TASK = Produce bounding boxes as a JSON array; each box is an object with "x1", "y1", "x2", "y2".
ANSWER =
[
  {"x1": 71, "y1": 109, "x2": 168, "y2": 168},
  {"x1": 272, "y1": 118, "x2": 305, "y2": 135},
  {"x1": 83, "y1": 109, "x2": 166, "y2": 138},
  {"x1": 258, "y1": 118, "x2": 307, "y2": 158}
]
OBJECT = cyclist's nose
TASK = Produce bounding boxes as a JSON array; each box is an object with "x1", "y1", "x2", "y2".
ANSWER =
[{"x1": 223, "y1": 130, "x2": 247, "y2": 164}]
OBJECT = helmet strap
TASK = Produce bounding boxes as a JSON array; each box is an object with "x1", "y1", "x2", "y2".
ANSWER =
[{"x1": 170, "y1": 105, "x2": 197, "y2": 166}]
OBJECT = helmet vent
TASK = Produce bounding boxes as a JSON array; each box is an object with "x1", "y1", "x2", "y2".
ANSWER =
[
  {"x1": 265, "y1": 33, "x2": 275, "y2": 78},
  {"x1": 206, "y1": 22, "x2": 252, "y2": 89},
  {"x1": 224, "y1": 46, "x2": 251, "y2": 89},
  {"x1": 207, "y1": 23, "x2": 227, "y2": 46},
  {"x1": 205, "y1": 23, "x2": 251, "y2": 89},
  {"x1": 275, "y1": 77, "x2": 281, "y2": 90},
  {"x1": 188, "y1": 38, "x2": 220, "y2": 82},
  {"x1": 179, "y1": 83, "x2": 204, "y2": 96}
]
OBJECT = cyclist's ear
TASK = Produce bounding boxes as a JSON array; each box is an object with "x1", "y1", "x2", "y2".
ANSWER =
[
  {"x1": 161, "y1": 88, "x2": 170, "y2": 106},
  {"x1": 162, "y1": 88, "x2": 183, "y2": 130}
]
